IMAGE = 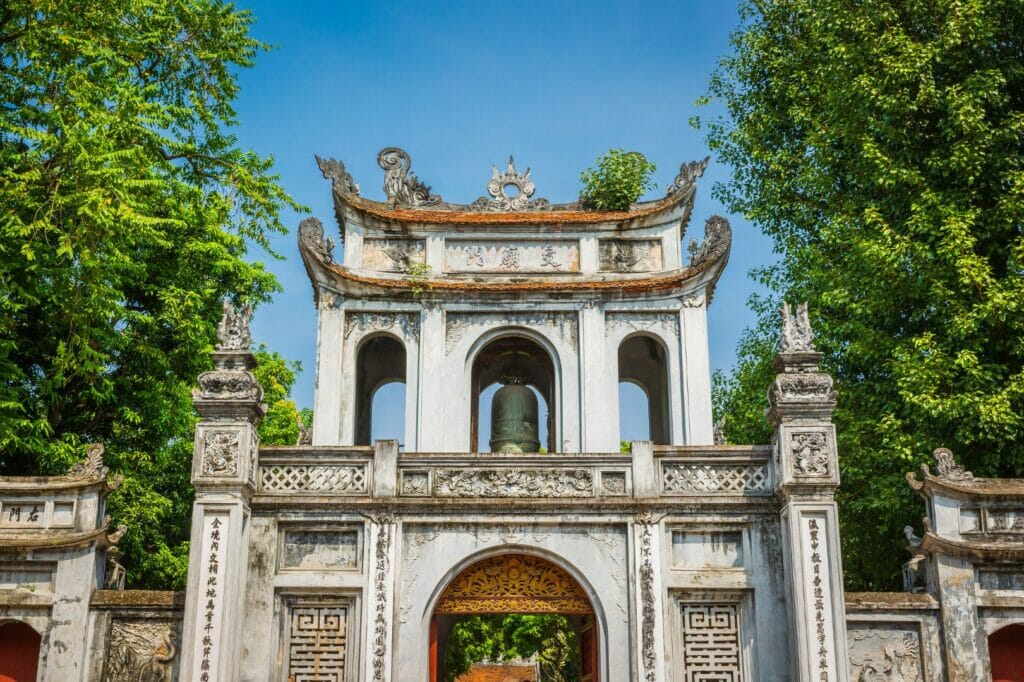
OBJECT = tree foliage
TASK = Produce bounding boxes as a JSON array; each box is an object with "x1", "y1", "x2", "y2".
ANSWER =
[
  {"x1": 579, "y1": 148, "x2": 656, "y2": 210},
  {"x1": 699, "y1": 0, "x2": 1024, "y2": 589},
  {"x1": 443, "y1": 614, "x2": 580, "y2": 682},
  {"x1": 0, "y1": 0, "x2": 302, "y2": 587}
]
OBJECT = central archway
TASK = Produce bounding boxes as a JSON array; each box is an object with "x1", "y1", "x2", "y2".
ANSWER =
[{"x1": 430, "y1": 553, "x2": 599, "y2": 682}]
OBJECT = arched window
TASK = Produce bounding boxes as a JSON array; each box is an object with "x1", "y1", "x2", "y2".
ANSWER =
[
  {"x1": 355, "y1": 335, "x2": 406, "y2": 446},
  {"x1": 990, "y1": 623, "x2": 1024, "y2": 681},
  {"x1": 471, "y1": 334, "x2": 556, "y2": 453},
  {"x1": 618, "y1": 381, "x2": 651, "y2": 442},
  {"x1": 0, "y1": 621, "x2": 40, "y2": 682},
  {"x1": 618, "y1": 335, "x2": 670, "y2": 445}
]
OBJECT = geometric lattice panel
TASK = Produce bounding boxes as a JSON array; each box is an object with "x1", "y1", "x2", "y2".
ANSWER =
[
  {"x1": 680, "y1": 603, "x2": 743, "y2": 681},
  {"x1": 662, "y1": 463, "x2": 769, "y2": 494},
  {"x1": 260, "y1": 465, "x2": 367, "y2": 494},
  {"x1": 287, "y1": 603, "x2": 348, "y2": 681}
]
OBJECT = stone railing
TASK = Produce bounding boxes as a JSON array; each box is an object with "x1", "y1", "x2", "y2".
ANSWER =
[
  {"x1": 254, "y1": 444, "x2": 775, "y2": 499},
  {"x1": 396, "y1": 452, "x2": 631, "y2": 499},
  {"x1": 257, "y1": 447, "x2": 373, "y2": 495},
  {"x1": 655, "y1": 445, "x2": 774, "y2": 496}
]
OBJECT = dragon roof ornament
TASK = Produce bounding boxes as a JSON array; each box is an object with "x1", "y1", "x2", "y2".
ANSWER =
[
  {"x1": 378, "y1": 147, "x2": 442, "y2": 207},
  {"x1": 667, "y1": 156, "x2": 709, "y2": 196}
]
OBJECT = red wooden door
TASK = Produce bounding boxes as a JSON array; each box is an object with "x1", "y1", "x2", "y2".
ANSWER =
[
  {"x1": 991, "y1": 624, "x2": 1024, "y2": 682},
  {"x1": 581, "y1": 614, "x2": 598, "y2": 682},
  {"x1": 0, "y1": 622, "x2": 40, "y2": 682}
]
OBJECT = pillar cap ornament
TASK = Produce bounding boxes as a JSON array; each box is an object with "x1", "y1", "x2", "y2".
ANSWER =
[
  {"x1": 193, "y1": 301, "x2": 267, "y2": 422},
  {"x1": 768, "y1": 302, "x2": 836, "y2": 424}
]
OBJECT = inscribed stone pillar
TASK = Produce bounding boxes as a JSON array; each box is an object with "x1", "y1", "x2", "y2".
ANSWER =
[
  {"x1": 180, "y1": 302, "x2": 265, "y2": 682},
  {"x1": 769, "y1": 303, "x2": 849, "y2": 682},
  {"x1": 364, "y1": 512, "x2": 397, "y2": 681},
  {"x1": 633, "y1": 511, "x2": 667, "y2": 682}
]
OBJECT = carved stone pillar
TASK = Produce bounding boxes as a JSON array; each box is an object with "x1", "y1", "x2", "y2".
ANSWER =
[
  {"x1": 633, "y1": 511, "x2": 667, "y2": 682},
  {"x1": 769, "y1": 303, "x2": 849, "y2": 682},
  {"x1": 364, "y1": 512, "x2": 397, "y2": 682},
  {"x1": 180, "y1": 302, "x2": 265, "y2": 682}
]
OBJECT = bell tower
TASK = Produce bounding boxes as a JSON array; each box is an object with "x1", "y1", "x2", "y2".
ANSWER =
[{"x1": 301, "y1": 149, "x2": 730, "y2": 452}]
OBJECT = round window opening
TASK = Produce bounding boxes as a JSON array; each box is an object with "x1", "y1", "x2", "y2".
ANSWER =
[{"x1": 502, "y1": 182, "x2": 521, "y2": 198}]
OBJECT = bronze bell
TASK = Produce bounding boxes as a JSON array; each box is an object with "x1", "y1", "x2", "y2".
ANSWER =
[{"x1": 489, "y1": 370, "x2": 540, "y2": 453}]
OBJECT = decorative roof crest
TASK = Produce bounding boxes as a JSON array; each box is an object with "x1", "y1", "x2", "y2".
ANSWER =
[
  {"x1": 298, "y1": 216, "x2": 334, "y2": 264},
  {"x1": 377, "y1": 147, "x2": 441, "y2": 207},
  {"x1": 667, "y1": 156, "x2": 710, "y2": 196},
  {"x1": 778, "y1": 302, "x2": 816, "y2": 354},
  {"x1": 931, "y1": 447, "x2": 974, "y2": 484},
  {"x1": 688, "y1": 215, "x2": 732, "y2": 267},
  {"x1": 471, "y1": 157, "x2": 551, "y2": 212},
  {"x1": 315, "y1": 155, "x2": 360, "y2": 196},
  {"x1": 215, "y1": 300, "x2": 252, "y2": 351},
  {"x1": 67, "y1": 443, "x2": 109, "y2": 480}
]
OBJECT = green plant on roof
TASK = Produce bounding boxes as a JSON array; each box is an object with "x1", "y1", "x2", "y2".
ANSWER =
[{"x1": 579, "y1": 149, "x2": 657, "y2": 211}]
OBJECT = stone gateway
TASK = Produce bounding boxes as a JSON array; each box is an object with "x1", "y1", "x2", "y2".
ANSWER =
[{"x1": 1, "y1": 149, "x2": 1024, "y2": 681}]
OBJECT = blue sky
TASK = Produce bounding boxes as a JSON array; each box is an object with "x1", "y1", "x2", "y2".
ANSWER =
[{"x1": 232, "y1": 0, "x2": 777, "y2": 437}]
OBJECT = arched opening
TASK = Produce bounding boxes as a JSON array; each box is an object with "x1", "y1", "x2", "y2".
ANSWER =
[
  {"x1": 618, "y1": 335, "x2": 670, "y2": 445},
  {"x1": 990, "y1": 623, "x2": 1024, "y2": 681},
  {"x1": 430, "y1": 553, "x2": 599, "y2": 682},
  {"x1": 0, "y1": 621, "x2": 40, "y2": 682},
  {"x1": 471, "y1": 335, "x2": 556, "y2": 453},
  {"x1": 355, "y1": 335, "x2": 406, "y2": 446},
  {"x1": 618, "y1": 381, "x2": 651, "y2": 443}
]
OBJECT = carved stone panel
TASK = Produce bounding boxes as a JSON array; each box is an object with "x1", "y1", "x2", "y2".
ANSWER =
[
  {"x1": 679, "y1": 602, "x2": 743, "y2": 681},
  {"x1": 280, "y1": 529, "x2": 359, "y2": 571},
  {"x1": 599, "y1": 239, "x2": 663, "y2": 273},
  {"x1": 201, "y1": 430, "x2": 239, "y2": 477},
  {"x1": 102, "y1": 618, "x2": 181, "y2": 682},
  {"x1": 362, "y1": 238, "x2": 425, "y2": 273},
  {"x1": 285, "y1": 600, "x2": 349, "y2": 682},
  {"x1": 791, "y1": 431, "x2": 829, "y2": 477},
  {"x1": 847, "y1": 623, "x2": 924, "y2": 681},
  {"x1": 444, "y1": 240, "x2": 580, "y2": 273},
  {"x1": 433, "y1": 468, "x2": 594, "y2": 498}
]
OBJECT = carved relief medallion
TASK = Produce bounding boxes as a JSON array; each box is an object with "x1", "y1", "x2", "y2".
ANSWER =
[{"x1": 202, "y1": 430, "x2": 239, "y2": 477}]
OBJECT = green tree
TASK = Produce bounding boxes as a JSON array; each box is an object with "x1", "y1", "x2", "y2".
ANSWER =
[
  {"x1": 579, "y1": 149, "x2": 656, "y2": 210},
  {"x1": 0, "y1": 0, "x2": 302, "y2": 587},
  {"x1": 698, "y1": 0, "x2": 1024, "y2": 589},
  {"x1": 444, "y1": 614, "x2": 580, "y2": 682}
]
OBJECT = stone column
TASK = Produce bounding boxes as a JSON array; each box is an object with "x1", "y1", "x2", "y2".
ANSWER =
[
  {"x1": 769, "y1": 303, "x2": 849, "y2": 682},
  {"x1": 180, "y1": 302, "x2": 265, "y2": 682},
  {"x1": 579, "y1": 302, "x2": 617, "y2": 451},
  {"x1": 313, "y1": 293, "x2": 345, "y2": 445},
  {"x1": 679, "y1": 292, "x2": 713, "y2": 444},
  {"x1": 417, "y1": 303, "x2": 446, "y2": 451}
]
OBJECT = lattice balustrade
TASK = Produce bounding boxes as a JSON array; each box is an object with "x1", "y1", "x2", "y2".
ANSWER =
[
  {"x1": 287, "y1": 602, "x2": 348, "y2": 681},
  {"x1": 680, "y1": 603, "x2": 743, "y2": 681},
  {"x1": 661, "y1": 463, "x2": 770, "y2": 494},
  {"x1": 259, "y1": 464, "x2": 367, "y2": 494}
]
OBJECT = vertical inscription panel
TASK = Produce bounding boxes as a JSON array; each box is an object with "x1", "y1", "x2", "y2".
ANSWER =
[
  {"x1": 192, "y1": 512, "x2": 229, "y2": 682},
  {"x1": 680, "y1": 603, "x2": 743, "y2": 681},
  {"x1": 287, "y1": 601, "x2": 348, "y2": 682}
]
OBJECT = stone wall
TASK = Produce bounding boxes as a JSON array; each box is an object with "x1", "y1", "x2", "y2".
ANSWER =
[{"x1": 86, "y1": 590, "x2": 184, "y2": 682}]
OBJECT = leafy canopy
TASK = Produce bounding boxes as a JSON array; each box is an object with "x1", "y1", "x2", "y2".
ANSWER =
[
  {"x1": 579, "y1": 148, "x2": 656, "y2": 210},
  {"x1": 0, "y1": 0, "x2": 303, "y2": 587},
  {"x1": 444, "y1": 614, "x2": 580, "y2": 682},
  {"x1": 698, "y1": 0, "x2": 1024, "y2": 589}
]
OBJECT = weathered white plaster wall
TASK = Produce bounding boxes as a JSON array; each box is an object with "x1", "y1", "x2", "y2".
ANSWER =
[{"x1": 394, "y1": 518, "x2": 631, "y2": 682}]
